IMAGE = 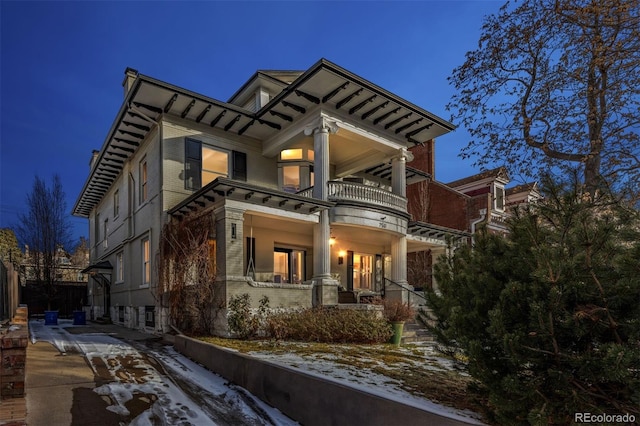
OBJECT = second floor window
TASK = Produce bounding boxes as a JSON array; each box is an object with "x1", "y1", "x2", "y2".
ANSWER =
[
  {"x1": 494, "y1": 185, "x2": 505, "y2": 211},
  {"x1": 185, "y1": 138, "x2": 246, "y2": 190},
  {"x1": 140, "y1": 160, "x2": 148, "y2": 203},
  {"x1": 113, "y1": 189, "x2": 120, "y2": 217},
  {"x1": 278, "y1": 148, "x2": 314, "y2": 193}
]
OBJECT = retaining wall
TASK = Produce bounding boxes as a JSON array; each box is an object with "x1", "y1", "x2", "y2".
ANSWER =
[
  {"x1": 174, "y1": 335, "x2": 479, "y2": 426},
  {"x1": 1, "y1": 306, "x2": 28, "y2": 399}
]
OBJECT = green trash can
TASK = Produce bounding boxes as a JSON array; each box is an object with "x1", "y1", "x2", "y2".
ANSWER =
[{"x1": 390, "y1": 321, "x2": 405, "y2": 346}]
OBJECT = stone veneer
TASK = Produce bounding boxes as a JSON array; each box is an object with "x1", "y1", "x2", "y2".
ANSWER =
[{"x1": 1, "y1": 306, "x2": 28, "y2": 399}]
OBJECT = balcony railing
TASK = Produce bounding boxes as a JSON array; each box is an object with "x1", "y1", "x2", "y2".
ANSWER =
[{"x1": 297, "y1": 181, "x2": 407, "y2": 212}]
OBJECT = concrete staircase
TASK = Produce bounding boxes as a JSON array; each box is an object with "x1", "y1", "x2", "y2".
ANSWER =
[
  {"x1": 401, "y1": 307, "x2": 436, "y2": 344},
  {"x1": 401, "y1": 320, "x2": 435, "y2": 344}
]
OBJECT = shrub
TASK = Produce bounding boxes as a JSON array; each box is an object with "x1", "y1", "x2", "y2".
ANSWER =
[
  {"x1": 265, "y1": 307, "x2": 393, "y2": 344},
  {"x1": 227, "y1": 294, "x2": 269, "y2": 339},
  {"x1": 379, "y1": 298, "x2": 415, "y2": 322},
  {"x1": 427, "y1": 178, "x2": 640, "y2": 424}
]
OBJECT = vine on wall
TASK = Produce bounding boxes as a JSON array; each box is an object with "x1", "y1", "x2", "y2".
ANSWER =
[{"x1": 158, "y1": 213, "x2": 217, "y2": 335}]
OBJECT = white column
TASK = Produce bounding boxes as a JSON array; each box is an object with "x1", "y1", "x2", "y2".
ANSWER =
[
  {"x1": 391, "y1": 148, "x2": 414, "y2": 197},
  {"x1": 304, "y1": 117, "x2": 339, "y2": 306},
  {"x1": 305, "y1": 117, "x2": 338, "y2": 201},
  {"x1": 388, "y1": 235, "x2": 410, "y2": 303},
  {"x1": 429, "y1": 246, "x2": 447, "y2": 296},
  {"x1": 313, "y1": 210, "x2": 331, "y2": 280}
]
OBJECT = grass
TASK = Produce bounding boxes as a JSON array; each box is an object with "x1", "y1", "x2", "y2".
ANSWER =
[{"x1": 198, "y1": 336, "x2": 487, "y2": 419}]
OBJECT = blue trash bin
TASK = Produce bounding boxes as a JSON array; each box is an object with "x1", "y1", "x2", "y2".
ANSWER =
[
  {"x1": 73, "y1": 310, "x2": 86, "y2": 325},
  {"x1": 44, "y1": 311, "x2": 58, "y2": 325}
]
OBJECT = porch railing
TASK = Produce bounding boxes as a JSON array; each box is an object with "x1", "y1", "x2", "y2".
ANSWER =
[
  {"x1": 383, "y1": 278, "x2": 427, "y2": 306},
  {"x1": 296, "y1": 181, "x2": 407, "y2": 212}
]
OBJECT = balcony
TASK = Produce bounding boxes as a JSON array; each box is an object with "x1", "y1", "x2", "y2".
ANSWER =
[{"x1": 297, "y1": 180, "x2": 407, "y2": 213}]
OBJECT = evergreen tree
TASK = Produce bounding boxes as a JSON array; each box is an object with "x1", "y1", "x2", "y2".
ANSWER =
[{"x1": 427, "y1": 177, "x2": 640, "y2": 424}]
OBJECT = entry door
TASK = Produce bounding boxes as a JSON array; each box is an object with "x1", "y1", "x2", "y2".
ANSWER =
[
  {"x1": 273, "y1": 248, "x2": 306, "y2": 284},
  {"x1": 352, "y1": 253, "x2": 373, "y2": 290}
]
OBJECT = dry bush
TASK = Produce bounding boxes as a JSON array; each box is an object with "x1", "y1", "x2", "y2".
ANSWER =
[
  {"x1": 158, "y1": 214, "x2": 217, "y2": 335},
  {"x1": 265, "y1": 307, "x2": 393, "y2": 343}
]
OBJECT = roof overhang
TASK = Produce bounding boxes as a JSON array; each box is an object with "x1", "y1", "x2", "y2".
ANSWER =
[
  {"x1": 257, "y1": 59, "x2": 455, "y2": 146},
  {"x1": 81, "y1": 260, "x2": 113, "y2": 274},
  {"x1": 168, "y1": 177, "x2": 335, "y2": 219},
  {"x1": 73, "y1": 58, "x2": 455, "y2": 218},
  {"x1": 407, "y1": 221, "x2": 470, "y2": 245}
]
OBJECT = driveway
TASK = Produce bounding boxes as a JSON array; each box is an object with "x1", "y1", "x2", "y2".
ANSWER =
[{"x1": 28, "y1": 320, "x2": 297, "y2": 426}]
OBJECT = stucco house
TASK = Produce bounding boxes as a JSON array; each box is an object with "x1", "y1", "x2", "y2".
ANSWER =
[{"x1": 72, "y1": 59, "x2": 465, "y2": 333}]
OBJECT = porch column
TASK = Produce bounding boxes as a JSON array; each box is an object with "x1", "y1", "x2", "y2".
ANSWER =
[
  {"x1": 305, "y1": 117, "x2": 339, "y2": 306},
  {"x1": 305, "y1": 117, "x2": 338, "y2": 201},
  {"x1": 214, "y1": 206, "x2": 245, "y2": 279},
  {"x1": 429, "y1": 247, "x2": 447, "y2": 296},
  {"x1": 391, "y1": 148, "x2": 414, "y2": 197},
  {"x1": 387, "y1": 235, "x2": 411, "y2": 303}
]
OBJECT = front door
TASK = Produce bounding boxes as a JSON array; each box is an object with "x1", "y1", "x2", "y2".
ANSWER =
[{"x1": 352, "y1": 253, "x2": 373, "y2": 290}]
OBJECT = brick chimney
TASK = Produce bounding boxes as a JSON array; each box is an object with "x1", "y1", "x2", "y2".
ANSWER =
[{"x1": 408, "y1": 139, "x2": 436, "y2": 178}]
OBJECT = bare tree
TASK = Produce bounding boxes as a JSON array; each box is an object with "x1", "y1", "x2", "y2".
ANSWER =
[
  {"x1": 448, "y1": 0, "x2": 640, "y2": 196},
  {"x1": 16, "y1": 175, "x2": 72, "y2": 310}
]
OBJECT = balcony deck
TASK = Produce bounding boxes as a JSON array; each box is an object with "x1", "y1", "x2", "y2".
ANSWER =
[{"x1": 297, "y1": 181, "x2": 407, "y2": 213}]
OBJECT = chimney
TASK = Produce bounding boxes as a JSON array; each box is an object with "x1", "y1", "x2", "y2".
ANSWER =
[
  {"x1": 122, "y1": 67, "x2": 139, "y2": 98},
  {"x1": 89, "y1": 149, "x2": 99, "y2": 170},
  {"x1": 408, "y1": 139, "x2": 436, "y2": 178}
]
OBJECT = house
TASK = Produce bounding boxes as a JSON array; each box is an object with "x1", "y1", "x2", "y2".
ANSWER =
[
  {"x1": 405, "y1": 158, "x2": 541, "y2": 291},
  {"x1": 72, "y1": 59, "x2": 466, "y2": 334}
]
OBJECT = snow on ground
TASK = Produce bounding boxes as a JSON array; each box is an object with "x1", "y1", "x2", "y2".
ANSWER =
[
  {"x1": 243, "y1": 341, "x2": 484, "y2": 425},
  {"x1": 30, "y1": 320, "x2": 484, "y2": 425},
  {"x1": 29, "y1": 320, "x2": 297, "y2": 426}
]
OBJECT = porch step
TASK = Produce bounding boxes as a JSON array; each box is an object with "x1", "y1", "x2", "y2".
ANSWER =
[{"x1": 401, "y1": 320, "x2": 435, "y2": 344}]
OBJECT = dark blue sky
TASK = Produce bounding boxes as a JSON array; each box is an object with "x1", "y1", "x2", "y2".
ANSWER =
[{"x1": 0, "y1": 0, "x2": 502, "y2": 244}]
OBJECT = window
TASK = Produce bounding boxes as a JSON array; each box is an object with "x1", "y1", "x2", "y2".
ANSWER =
[
  {"x1": 140, "y1": 159, "x2": 148, "y2": 203},
  {"x1": 273, "y1": 247, "x2": 305, "y2": 284},
  {"x1": 103, "y1": 219, "x2": 108, "y2": 249},
  {"x1": 142, "y1": 237, "x2": 150, "y2": 286},
  {"x1": 113, "y1": 189, "x2": 120, "y2": 217},
  {"x1": 202, "y1": 146, "x2": 228, "y2": 184},
  {"x1": 185, "y1": 139, "x2": 245, "y2": 190},
  {"x1": 145, "y1": 305, "x2": 155, "y2": 327},
  {"x1": 282, "y1": 166, "x2": 300, "y2": 193},
  {"x1": 116, "y1": 252, "x2": 124, "y2": 283},
  {"x1": 494, "y1": 185, "x2": 505, "y2": 211},
  {"x1": 280, "y1": 149, "x2": 303, "y2": 160},
  {"x1": 278, "y1": 148, "x2": 314, "y2": 193},
  {"x1": 95, "y1": 213, "x2": 100, "y2": 244}
]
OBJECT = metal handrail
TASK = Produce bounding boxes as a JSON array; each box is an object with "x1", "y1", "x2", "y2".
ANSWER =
[{"x1": 383, "y1": 277, "x2": 427, "y2": 304}]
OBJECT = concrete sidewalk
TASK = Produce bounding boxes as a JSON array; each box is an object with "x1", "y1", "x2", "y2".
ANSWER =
[
  {"x1": 0, "y1": 321, "x2": 159, "y2": 426},
  {"x1": 25, "y1": 341, "x2": 95, "y2": 426}
]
